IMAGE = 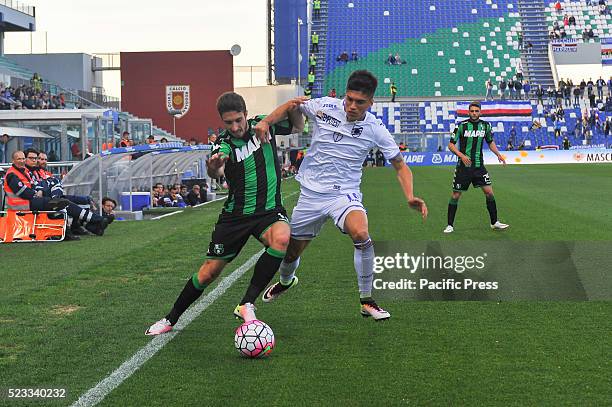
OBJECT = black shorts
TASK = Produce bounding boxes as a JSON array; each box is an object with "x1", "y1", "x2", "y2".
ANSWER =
[
  {"x1": 206, "y1": 208, "x2": 289, "y2": 262},
  {"x1": 452, "y1": 166, "x2": 492, "y2": 191}
]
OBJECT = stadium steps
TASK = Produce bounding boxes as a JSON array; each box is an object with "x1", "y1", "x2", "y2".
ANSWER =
[
  {"x1": 399, "y1": 104, "x2": 421, "y2": 134},
  {"x1": 311, "y1": 1, "x2": 329, "y2": 97},
  {"x1": 517, "y1": 0, "x2": 555, "y2": 88}
]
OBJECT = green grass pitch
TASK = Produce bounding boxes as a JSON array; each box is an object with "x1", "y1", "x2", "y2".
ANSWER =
[{"x1": 0, "y1": 164, "x2": 610, "y2": 406}]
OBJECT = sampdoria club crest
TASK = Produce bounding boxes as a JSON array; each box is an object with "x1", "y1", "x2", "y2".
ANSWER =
[{"x1": 166, "y1": 85, "x2": 191, "y2": 118}]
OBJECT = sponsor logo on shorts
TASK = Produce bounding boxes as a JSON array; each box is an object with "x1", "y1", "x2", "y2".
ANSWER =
[{"x1": 213, "y1": 244, "x2": 224, "y2": 255}]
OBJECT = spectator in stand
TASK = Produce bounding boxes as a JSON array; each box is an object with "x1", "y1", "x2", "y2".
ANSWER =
[
  {"x1": 604, "y1": 116, "x2": 611, "y2": 137},
  {"x1": 390, "y1": 82, "x2": 397, "y2": 102},
  {"x1": 147, "y1": 135, "x2": 156, "y2": 144},
  {"x1": 535, "y1": 84, "x2": 544, "y2": 105},
  {"x1": 506, "y1": 139, "x2": 514, "y2": 150},
  {"x1": 351, "y1": 50, "x2": 358, "y2": 61},
  {"x1": 547, "y1": 85, "x2": 555, "y2": 106},
  {"x1": 517, "y1": 32, "x2": 523, "y2": 49},
  {"x1": 508, "y1": 78, "x2": 515, "y2": 100},
  {"x1": 160, "y1": 137, "x2": 168, "y2": 143},
  {"x1": 336, "y1": 51, "x2": 349, "y2": 63},
  {"x1": 398, "y1": 142, "x2": 407, "y2": 152},
  {"x1": 523, "y1": 80, "x2": 531, "y2": 100},
  {"x1": 161, "y1": 184, "x2": 186, "y2": 207},
  {"x1": 328, "y1": 88, "x2": 337, "y2": 98},
  {"x1": 510, "y1": 125, "x2": 517, "y2": 145},
  {"x1": 514, "y1": 79, "x2": 523, "y2": 100},
  {"x1": 563, "y1": 14, "x2": 569, "y2": 27},
  {"x1": 563, "y1": 84, "x2": 572, "y2": 107},
  {"x1": 573, "y1": 85, "x2": 581, "y2": 108},
  {"x1": 386, "y1": 53, "x2": 395, "y2": 65},
  {"x1": 587, "y1": 78, "x2": 595, "y2": 98},
  {"x1": 555, "y1": 1, "x2": 562, "y2": 13},
  {"x1": 499, "y1": 78, "x2": 507, "y2": 100},
  {"x1": 394, "y1": 53, "x2": 404, "y2": 65},
  {"x1": 569, "y1": 14, "x2": 576, "y2": 26},
  {"x1": 526, "y1": 41, "x2": 533, "y2": 53},
  {"x1": 485, "y1": 79, "x2": 493, "y2": 101},
  {"x1": 185, "y1": 184, "x2": 204, "y2": 206},
  {"x1": 596, "y1": 77, "x2": 606, "y2": 100}
]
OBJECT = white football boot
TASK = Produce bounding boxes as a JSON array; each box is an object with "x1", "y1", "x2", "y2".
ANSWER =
[
  {"x1": 443, "y1": 225, "x2": 454, "y2": 234},
  {"x1": 145, "y1": 318, "x2": 173, "y2": 336},
  {"x1": 490, "y1": 221, "x2": 509, "y2": 230},
  {"x1": 360, "y1": 301, "x2": 391, "y2": 321}
]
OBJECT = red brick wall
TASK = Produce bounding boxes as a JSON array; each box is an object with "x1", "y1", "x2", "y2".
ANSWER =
[{"x1": 120, "y1": 51, "x2": 233, "y2": 143}]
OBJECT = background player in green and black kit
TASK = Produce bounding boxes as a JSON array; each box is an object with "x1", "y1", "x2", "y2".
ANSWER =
[
  {"x1": 146, "y1": 92, "x2": 304, "y2": 335},
  {"x1": 444, "y1": 101, "x2": 509, "y2": 234}
]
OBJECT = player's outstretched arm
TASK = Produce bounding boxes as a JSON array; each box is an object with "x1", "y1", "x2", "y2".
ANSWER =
[
  {"x1": 390, "y1": 155, "x2": 428, "y2": 220},
  {"x1": 488, "y1": 141, "x2": 506, "y2": 165},
  {"x1": 254, "y1": 97, "x2": 308, "y2": 143}
]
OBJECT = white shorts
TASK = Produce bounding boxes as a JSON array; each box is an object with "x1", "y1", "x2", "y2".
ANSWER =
[{"x1": 290, "y1": 187, "x2": 366, "y2": 240}]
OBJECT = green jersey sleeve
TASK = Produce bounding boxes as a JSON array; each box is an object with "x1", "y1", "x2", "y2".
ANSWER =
[
  {"x1": 450, "y1": 124, "x2": 461, "y2": 144},
  {"x1": 485, "y1": 122, "x2": 494, "y2": 144}
]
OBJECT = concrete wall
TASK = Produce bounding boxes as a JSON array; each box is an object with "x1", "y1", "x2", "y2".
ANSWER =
[
  {"x1": 120, "y1": 50, "x2": 233, "y2": 143},
  {"x1": 237, "y1": 84, "x2": 300, "y2": 116},
  {"x1": 5, "y1": 53, "x2": 103, "y2": 92}
]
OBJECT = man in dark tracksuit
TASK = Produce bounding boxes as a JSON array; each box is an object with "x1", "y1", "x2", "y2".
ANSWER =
[{"x1": 4, "y1": 150, "x2": 108, "y2": 236}]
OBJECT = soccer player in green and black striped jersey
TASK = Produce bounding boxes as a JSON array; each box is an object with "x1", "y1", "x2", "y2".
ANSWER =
[
  {"x1": 146, "y1": 92, "x2": 305, "y2": 335},
  {"x1": 444, "y1": 101, "x2": 509, "y2": 234}
]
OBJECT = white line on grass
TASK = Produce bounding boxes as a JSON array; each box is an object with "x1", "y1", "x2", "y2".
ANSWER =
[
  {"x1": 70, "y1": 249, "x2": 263, "y2": 407},
  {"x1": 150, "y1": 196, "x2": 227, "y2": 220},
  {"x1": 71, "y1": 189, "x2": 299, "y2": 407}
]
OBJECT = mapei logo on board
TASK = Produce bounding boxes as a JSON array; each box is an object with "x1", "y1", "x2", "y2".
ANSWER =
[
  {"x1": 166, "y1": 85, "x2": 191, "y2": 118},
  {"x1": 573, "y1": 152, "x2": 584, "y2": 162}
]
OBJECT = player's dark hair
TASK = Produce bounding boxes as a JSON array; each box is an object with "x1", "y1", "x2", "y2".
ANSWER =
[
  {"x1": 24, "y1": 147, "x2": 39, "y2": 157},
  {"x1": 346, "y1": 70, "x2": 378, "y2": 98},
  {"x1": 469, "y1": 101, "x2": 481, "y2": 110},
  {"x1": 102, "y1": 197, "x2": 117, "y2": 207},
  {"x1": 216, "y1": 92, "x2": 247, "y2": 116}
]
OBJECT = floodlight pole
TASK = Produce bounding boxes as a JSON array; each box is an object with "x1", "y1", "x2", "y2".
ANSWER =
[{"x1": 297, "y1": 18, "x2": 303, "y2": 95}]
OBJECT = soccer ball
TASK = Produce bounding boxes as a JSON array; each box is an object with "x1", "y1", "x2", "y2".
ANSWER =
[{"x1": 234, "y1": 320, "x2": 275, "y2": 358}]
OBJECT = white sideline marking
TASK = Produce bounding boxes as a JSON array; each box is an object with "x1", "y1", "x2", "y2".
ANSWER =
[
  {"x1": 72, "y1": 189, "x2": 299, "y2": 406},
  {"x1": 70, "y1": 249, "x2": 262, "y2": 407},
  {"x1": 150, "y1": 196, "x2": 225, "y2": 220}
]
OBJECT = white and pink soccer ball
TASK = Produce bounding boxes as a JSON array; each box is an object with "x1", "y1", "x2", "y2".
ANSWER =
[{"x1": 234, "y1": 320, "x2": 275, "y2": 358}]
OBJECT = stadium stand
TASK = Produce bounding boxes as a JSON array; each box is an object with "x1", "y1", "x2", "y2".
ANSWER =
[
  {"x1": 315, "y1": 0, "x2": 524, "y2": 98},
  {"x1": 370, "y1": 99, "x2": 611, "y2": 151},
  {"x1": 547, "y1": 0, "x2": 612, "y2": 41}
]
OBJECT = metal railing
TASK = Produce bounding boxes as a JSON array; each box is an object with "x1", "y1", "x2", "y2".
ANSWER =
[
  {"x1": 8, "y1": 76, "x2": 117, "y2": 110},
  {"x1": 0, "y1": 0, "x2": 34, "y2": 16}
]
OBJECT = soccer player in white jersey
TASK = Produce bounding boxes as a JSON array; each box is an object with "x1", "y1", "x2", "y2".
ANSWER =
[{"x1": 254, "y1": 70, "x2": 428, "y2": 320}]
